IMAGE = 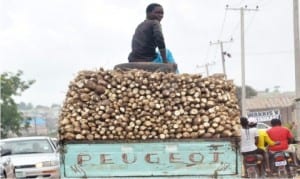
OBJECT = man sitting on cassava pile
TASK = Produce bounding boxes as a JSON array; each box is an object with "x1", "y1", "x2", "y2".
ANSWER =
[{"x1": 128, "y1": 3, "x2": 178, "y2": 72}]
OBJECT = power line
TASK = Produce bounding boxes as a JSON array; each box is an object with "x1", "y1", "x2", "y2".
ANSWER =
[
  {"x1": 227, "y1": 21, "x2": 240, "y2": 51},
  {"x1": 244, "y1": 12, "x2": 258, "y2": 33},
  {"x1": 212, "y1": 44, "x2": 219, "y2": 62},
  {"x1": 247, "y1": 50, "x2": 293, "y2": 56},
  {"x1": 203, "y1": 44, "x2": 211, "y2": 61},
  {"x1": 237, "y1": 0, "x2": 245, "y2": 7},
  {"x1": 218, "y1": 10, "x2": 228, "y2": 40},
  {"x1": 229, "y1": 20, "x2": 240, "y2": 39},
  {"x1": 226, "y1": 5, "x2": 259, "y2": 52},
  {"x1": 228, "y1": 0, "x2": 272, "y2": 38},
  {"x1": 260, "y1": 0, "x2": 273, "y2": 8}
]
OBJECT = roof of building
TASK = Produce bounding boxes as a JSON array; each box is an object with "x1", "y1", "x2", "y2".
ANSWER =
[{"x1": 246, "y1": 92, "x2": 295, "y2": 109}]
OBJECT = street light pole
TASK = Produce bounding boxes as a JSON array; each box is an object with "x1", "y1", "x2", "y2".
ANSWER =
[
  {"x1": 210, "y1": 39, "x2": 233, "y2": 79},
  {"x1": 220, "y1": 42, "x2": 226, "y2": 77},
  {"x1": 227, "y1": 5, "x2": 258, "y2": 117},
  {"x1": 240, "y1": 7, "x2": 246, "y2": 117},
  {"x1": 293, "y1": 0, "x2": 300, "y2": 142},
  {"x1": 196, "y1": 62, "x2": 216, "y2": 76}
]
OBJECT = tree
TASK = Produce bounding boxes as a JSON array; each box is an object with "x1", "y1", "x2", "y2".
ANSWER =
[
  {"x1": 236, "y1": 85, "x2": 258, "y2": 99},
  {"x1": 18, "y1": 102, "x2": 34, "y2": 110},
  {"x1": 265, "y1": 88, "x2": 270, "y2": 93},
  {"x1": 1, "y1": 70, "x2": 35, "y2": 138},
  {"x1": 236, "y1": 85, "x2": 258, "y2": 112}
]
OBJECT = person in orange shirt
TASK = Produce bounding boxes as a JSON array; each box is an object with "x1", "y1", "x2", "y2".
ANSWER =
[{"x1": 267, "y1": 118, "x2": 299, "y2": 167}]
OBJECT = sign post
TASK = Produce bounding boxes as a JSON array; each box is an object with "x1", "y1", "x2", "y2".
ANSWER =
[{"x1": 247, "y1": 109, "x2": 280, "y2": 122}]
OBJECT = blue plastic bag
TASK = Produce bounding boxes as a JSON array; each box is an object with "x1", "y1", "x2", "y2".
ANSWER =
[{"x1": 152, "y1": 49, "x2": 179, "y2": 73}]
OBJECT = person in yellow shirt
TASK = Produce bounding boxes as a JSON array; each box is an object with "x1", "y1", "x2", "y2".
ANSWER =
[
  {"x1": 257, "y1": 129, "x2": 278, "y2": 151},
  {"x1": 248, "y1": 118, "x2": 279, "y2": 175}
]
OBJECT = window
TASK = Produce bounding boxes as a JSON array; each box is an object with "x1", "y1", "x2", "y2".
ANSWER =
[{"x1": 3, "y1": 139, "x2": 54, "y2": 154}]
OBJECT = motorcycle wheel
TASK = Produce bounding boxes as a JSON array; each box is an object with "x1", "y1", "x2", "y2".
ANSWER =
[
  {"x1": 287, "y1": 165, "x2": 297, "y2": 178},
  {"x1": 247, "y1": 167, "x2": 259, "y2": 178},
  {"x1": 277, "y1": 167, "x2": 288, "y2": 178}
]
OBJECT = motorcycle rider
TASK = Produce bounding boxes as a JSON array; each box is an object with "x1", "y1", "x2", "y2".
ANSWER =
[
  {"x1": 248, "y1": 117, "x2": 280, "y2": 175},
  {"x1": 267, "y1": 118, "x2": 299, "y2": 167},
  {"x1": 246, "y1": 117, "x2": 273, "y2": 174},
  {"x1": 240, "y1": 117, "x2": 269, "y2": 174}
]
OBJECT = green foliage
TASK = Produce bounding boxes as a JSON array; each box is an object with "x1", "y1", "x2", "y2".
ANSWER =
[
  {"x1": 1, "y1": 70, "x2": 35, "y2": 138},
  {"x1": 236, "y1": 85, "x2": 258, "y2": 99},
  {"x1": 236, "y1": 85, "x2": 258, "y2": 112},
  {"x1": 18, "y1": 102, "x2": 34, "y2": 110}
]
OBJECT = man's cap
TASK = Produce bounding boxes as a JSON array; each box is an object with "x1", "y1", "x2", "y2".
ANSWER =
[{"x1": 248, "y1": 117, "x2": 257, "y2": 125}]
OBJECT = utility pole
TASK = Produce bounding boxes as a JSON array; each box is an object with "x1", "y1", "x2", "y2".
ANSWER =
[
  {"x1": 227, "y1": 5, "x2": 259, "y2": 117},
  {"x1": 293, "y1": 0, "x2": 300, "y2": 142},
  {"x1": 210, "y1": 39, "x2": 233, "y2": 79},
  {"x1": 196, "y1": 62, "x2": 216, "y2": 76}
]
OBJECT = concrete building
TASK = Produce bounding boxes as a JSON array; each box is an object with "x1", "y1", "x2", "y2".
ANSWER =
[
  {"x1": 19, "y1": 105, "x2": 60, "y2": 136},
  {"x1": 246, "y1": 92, "x2": 296, "y2": 126}
]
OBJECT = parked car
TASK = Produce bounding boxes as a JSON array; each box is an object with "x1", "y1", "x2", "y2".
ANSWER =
[
  {"x1": 1, "y1": 136, "x2": 59, "y2": 178},
  {"x1": 50, "y1": 138, "x2": 58, "y2": 149},
  {"x1": 257, "y1": 122, "x2": 271, "y2": 130},
  {"x1": 0, "y1": 144, "x2": 15, "y2": 179}
]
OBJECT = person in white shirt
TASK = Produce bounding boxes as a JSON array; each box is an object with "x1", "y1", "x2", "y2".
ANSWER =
[{"x1": 240, "y1": 117, "x2": 271, "y2": 174}]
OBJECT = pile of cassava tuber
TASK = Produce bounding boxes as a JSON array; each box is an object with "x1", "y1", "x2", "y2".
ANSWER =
[{"x1": 58, "y1": 68, "x2": 241, "y2": 141}]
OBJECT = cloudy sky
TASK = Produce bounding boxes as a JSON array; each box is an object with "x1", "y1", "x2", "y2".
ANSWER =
[{"x1": 0, "y1": 0, "x2": 297, "y2": 106}]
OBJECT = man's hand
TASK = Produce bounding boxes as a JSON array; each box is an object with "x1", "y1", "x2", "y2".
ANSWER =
[
  {"x1": 159, "y1": 49, "x2": 168, "y2": 63},
  {"x1": 275, "y1": 141, "x2": 281, "y2": 145}
]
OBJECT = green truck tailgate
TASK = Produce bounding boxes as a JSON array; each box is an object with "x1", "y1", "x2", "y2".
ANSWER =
[{"x1": 60, "y1": 138, "x2": 241, "y2": 178}]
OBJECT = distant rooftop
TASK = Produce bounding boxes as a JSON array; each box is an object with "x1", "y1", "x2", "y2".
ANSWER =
[{"x1": 246, "y1": 92, "x2": 295, "y2": 109}]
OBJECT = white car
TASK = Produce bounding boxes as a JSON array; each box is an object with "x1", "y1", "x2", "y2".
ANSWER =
[
  {"x1": 50, "y1": 138, "x2": 58, "y2": 149},
  {"x1": 257, "y1": 122, "x2": 271, "y2": 130},
  {"x1": 1, "y1": 136, "x2": 59, "y2": 178},
  {"x1": 0, "y1": 146, "x2": 15, "y2": 179}
]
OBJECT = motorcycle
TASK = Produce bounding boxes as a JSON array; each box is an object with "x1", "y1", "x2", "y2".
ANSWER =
[
  {"x1": 243, "y1": 154, "x2": 264, "y2": 178},
  {"x1": 269, "y1": 151, "x2": 297, "y2": 178}
]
